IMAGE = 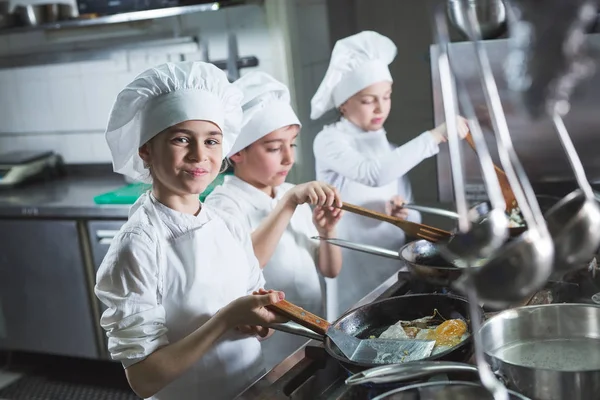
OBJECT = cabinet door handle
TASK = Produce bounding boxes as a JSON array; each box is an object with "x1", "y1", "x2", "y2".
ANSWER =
[{"x1": 96, "y1": 230, "x2": 119, "y2": 245}]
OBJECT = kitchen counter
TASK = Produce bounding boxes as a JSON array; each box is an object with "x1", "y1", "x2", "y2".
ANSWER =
[{"x1": 0, "y1": 165, "x2": 131, "y2": 219}]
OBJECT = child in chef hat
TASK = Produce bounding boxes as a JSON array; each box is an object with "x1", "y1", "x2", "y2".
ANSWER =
[
  {"x1": 94, "y1": 61, "x2": 288, "y2": 400},
  {"x1": 310, "y1": 31, "x2": 469, "y2": 316},
  {"x1": 205, "y1": 70, "x2": 343, "y2": 370}
]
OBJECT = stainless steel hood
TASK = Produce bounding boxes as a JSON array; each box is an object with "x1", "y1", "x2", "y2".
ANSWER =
[{"x1": 431, "y1": 33, "x2": 600, "y2": 203}]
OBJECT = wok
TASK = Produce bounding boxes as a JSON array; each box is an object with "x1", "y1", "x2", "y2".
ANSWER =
[
  {"x1": 317, "y1": 238, "x2": 463, "y2": 286},
  {"x1": 270, "y1": 294, "x2": 481, "y2": 374}
]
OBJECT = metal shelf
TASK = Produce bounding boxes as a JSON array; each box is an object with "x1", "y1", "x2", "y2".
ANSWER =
[{"x1": 0, "y1": 2, "x2": 224, "y2": 35}]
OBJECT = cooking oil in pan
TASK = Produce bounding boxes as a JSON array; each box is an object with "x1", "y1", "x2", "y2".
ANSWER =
[{"x1": 492, "y1": 338, "x2": 600, "y2": 371}]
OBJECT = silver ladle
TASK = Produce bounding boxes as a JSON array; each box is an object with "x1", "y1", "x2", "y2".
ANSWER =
[
  {"x1": 544, "y1": 111, "x2": 600, "y2": 275},
  {"x1": 434, "y1": 5, "x2": 510, "y2": 400},
  {"x1": 433, "y1": 6, "x2": 509, "y2": 268},
  {"x1": 447, "y1": 1, "x2": 554, "y2": 310}
]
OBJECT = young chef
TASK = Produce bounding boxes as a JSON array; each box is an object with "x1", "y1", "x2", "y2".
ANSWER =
[
  {"x1": 205, "y1": 71, "x2": 343, "y2": 369},
  {"x1": 310, "y1": 31, "x2": 469, "y2": 316},
  {"x1": 94, "y1": 61, "x2": 289, "y2": 400}
]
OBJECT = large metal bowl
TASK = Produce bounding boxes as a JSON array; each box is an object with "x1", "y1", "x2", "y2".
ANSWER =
[
  {"x1": 0, "y1": 1, "x2": 16, "y2": 29},
  {"x1": 447, "y1": 0, "x2": 507, "y2": 40}
]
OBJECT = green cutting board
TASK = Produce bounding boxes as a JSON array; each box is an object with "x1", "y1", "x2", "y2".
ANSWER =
[{"x1": 94, "y1": 173, "x2": 229, "y2": 205}]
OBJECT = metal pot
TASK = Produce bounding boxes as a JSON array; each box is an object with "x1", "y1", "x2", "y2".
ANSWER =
[
  {"x1": 374, "y1": 381, "x2": 529, "y2": 400},
  {"x1": 480, "y1": 303, "x2": 600, "y2": 400},
  {"x1": 447, "y1": 0, "x2": 507, "y2": 40},
  {"x1": 347, "y1": 362, "x2": 530, "y2": 399}
]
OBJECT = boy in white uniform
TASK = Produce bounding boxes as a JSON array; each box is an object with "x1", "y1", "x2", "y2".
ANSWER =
[
  {"x1": 95, "y1": 61, "x2": 289, "y2": 400},
  {"x1": 206, "y1": 71, "x2": 343, "y2": 370}
]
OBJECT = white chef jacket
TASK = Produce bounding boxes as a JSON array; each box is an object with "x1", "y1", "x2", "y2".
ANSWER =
[
  {"x1": 205, "y1": 176, "x2": 325, "y2": 370},
  {"x1": 313, "y1": 117, "x2": 440, "y2": 317},
  {"x1": 95, "y1": 192, "x2": 266, "y2": 400}
]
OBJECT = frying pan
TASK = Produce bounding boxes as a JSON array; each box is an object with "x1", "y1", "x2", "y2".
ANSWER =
[
  {"x1": 316, "y1": 238, "x2": 463, "y2": 286},
  {"x1": 269, "y1": 294, "x2": 480, "y2": 374}
]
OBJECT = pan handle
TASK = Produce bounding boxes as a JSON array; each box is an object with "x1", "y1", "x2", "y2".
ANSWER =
[
  {"x1": 266, "y1": 321, "x2": 325, "y2": 342},
  {"x1": 312, "y1": 236, "x2": 401, "y2": 260},
  {"x1": 345, "y1": 361, "x2": 478, "y2": 385},
  {"x1": 266, "y1": 300, "x2": 331, "y2": 335},
  {"x1": 401, "y1": 204, "x2": 460, "y2": 220}
]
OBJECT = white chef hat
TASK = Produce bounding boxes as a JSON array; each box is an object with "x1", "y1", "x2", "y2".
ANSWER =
[
  {"x1": 310, "y1": 31, "x2": 397, "y2": 120},
  {"x1": 227, "y1": 71, "x2": 301, "y2": 157},
  {"x1": 105, "y1": 61, "x2": 243, "y2": 183}
]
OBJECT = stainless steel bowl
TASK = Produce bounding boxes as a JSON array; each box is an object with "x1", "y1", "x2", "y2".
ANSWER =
[
  {"x1": 15, "y1": 3, "x2": 78, "y2": 26},
  {"x1": 447, "y1": 0, "x2": 507, "y2": 40},
  {"x1": 0, "y1": 1, "x2": 16, "y2": 29}
]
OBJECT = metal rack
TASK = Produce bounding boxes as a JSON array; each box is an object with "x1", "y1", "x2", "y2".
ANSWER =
[{"x1": 0, "y1": 2, "x2": 222, "y2": 35}]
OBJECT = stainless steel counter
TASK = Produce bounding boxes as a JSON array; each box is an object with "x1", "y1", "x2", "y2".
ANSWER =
[{"x1": 0, "y1": 166, "x2": 130, "y2": 219}]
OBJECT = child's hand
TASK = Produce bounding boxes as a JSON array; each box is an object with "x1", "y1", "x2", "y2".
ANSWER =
[
  {"x1": 235, "y1": 289, "x2": 283, "y2": 339},
  {"x1": 429, "y1": 116, "x2": 469, "y2": 144},
  {"x1": 386, "y1": 195, "x2": 409, "y2": 220},
  {"x1": 236, "y1": 324, "x2": 271, "y2": 338},
  {"x1": 285, "y1": 181, "x2": 342, "y2": 208},
  {"x1": 222, "y1": 289, "x2": 288, "y2": 329},
  {"x1": 313, "y1": 205, "x2": 343, "y2": 236}
]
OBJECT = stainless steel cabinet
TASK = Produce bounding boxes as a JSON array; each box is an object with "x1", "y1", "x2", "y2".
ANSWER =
[
  {"x1": 0, "y1": 219, "x2": 99, "y2": 359},
  {"x1": 86, "y1": 220, "x2": 126, "y2": 314}
]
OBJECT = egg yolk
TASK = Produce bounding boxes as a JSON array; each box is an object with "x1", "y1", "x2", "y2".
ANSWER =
[{"x1": 425, "y1": 319, "x2": 468, "y2": 347}]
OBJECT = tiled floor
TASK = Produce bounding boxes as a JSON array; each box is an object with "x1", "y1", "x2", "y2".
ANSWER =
[{"x1": 0, "y1": 351, "x2": 138, "y2": 399}]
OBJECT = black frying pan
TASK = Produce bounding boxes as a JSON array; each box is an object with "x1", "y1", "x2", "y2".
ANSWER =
[{"x1": 269, "y1": 294, "x2": 480, "y2": 374}]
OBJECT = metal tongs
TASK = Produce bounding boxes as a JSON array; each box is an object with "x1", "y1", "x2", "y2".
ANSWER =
[{"x1": 434, "y1": 1, "x2": 554, "y2": 399}]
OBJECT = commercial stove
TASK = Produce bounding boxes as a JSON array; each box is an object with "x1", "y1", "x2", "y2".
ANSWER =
[{"x1": 238, "y1": 261, "x2": 600, "y2": 400}]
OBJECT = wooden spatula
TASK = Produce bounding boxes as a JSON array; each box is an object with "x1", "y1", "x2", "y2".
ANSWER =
[
  {"x1": 464, "y1": 132, "x2": 518, "y2": 211},
  {"x1": 340, "y1": 202, "x2": 452, "y2": 243}
]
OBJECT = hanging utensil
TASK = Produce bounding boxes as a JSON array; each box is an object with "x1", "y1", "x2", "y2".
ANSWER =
[
  {"x1": 267, "y1": 299, "x2": 436, "y2": 364},
  {"x1": 464, "y1": 132, "x2": 518, "y2": 211},
  {"x1": 542, "y1": 108, "x2": 600, "y2": 275},
  {"x1": 443, "y1": 0, "x2": 554, "y2": 309},
  {"x1": 433, "y1": 2, "x2": 509, "y2": 273},
  {"x1": 435, "y1": 4, "x2": 521, "y2": 399},
  {"x1": 340, "y1": 202, "x2": 452, "y2": 242}
]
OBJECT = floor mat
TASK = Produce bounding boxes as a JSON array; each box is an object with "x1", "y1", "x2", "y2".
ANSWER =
[{"x1": 0, "y1": 374, "x2": 139, "y2": 399}]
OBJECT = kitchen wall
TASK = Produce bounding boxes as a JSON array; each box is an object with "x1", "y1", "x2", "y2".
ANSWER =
[
  {"x1": 269, "y1": 0, "x2": 336, "y2": 184},
  {"x1": 0, "y1": 3, "x2": 285, "y2": 166}
]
